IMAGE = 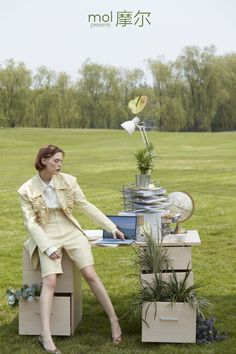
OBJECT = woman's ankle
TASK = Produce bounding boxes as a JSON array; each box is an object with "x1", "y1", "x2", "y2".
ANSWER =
[{"x1": 110, "y1": 316, "x2": 119, "y2": 324}]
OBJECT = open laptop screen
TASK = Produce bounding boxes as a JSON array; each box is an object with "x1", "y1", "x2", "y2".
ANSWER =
[{"x1": 103, "y1": 215, "x2": 137, "y2": 240}]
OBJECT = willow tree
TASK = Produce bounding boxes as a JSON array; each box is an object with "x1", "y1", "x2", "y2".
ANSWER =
[
  {"x1": 177, "y1": 46, "x2": 219, "y2": 131},
  {"x1": 0, "y1": 59, "x2": 31, "y2": 127},
  {"x1": 77, "y1": 61, "x2": 126, "y2": 128},
  {"x1": 212, "y1": 54, "x2": 236, "y2": 131}
]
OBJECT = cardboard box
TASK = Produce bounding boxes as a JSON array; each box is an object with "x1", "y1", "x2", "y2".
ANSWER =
[
  {"x1": 142, "y1": 302, "x2": 196, "y2": 343},
  {"x1": 22, "y1": 248, "x2": 82, "y2": 293},
  {"x1": 19, "y1": 296, "x2": 71, "y2": 335},
  {"x1": 19, "y1": 292, "x2": 82, "y2": 336},
  {"x1": 20, "y1": 248, "x2": 83, "y2": 336},
  {"x1": 166, "y1": 246, "x2": 192, "y2": 270}
]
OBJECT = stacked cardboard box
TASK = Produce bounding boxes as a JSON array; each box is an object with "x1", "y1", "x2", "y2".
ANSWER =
[{"x1": 19, "y1": 249, "x2": 82, "y2": 336}]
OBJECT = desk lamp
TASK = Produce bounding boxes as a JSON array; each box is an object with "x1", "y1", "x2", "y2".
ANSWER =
[{"x1": 121, "y1": 116, "x2": 149, "y2": 148}]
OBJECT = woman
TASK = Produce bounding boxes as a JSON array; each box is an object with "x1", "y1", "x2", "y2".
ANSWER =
[{"x1": 18, "y1": 144, "x2": 124, "y2": 354}]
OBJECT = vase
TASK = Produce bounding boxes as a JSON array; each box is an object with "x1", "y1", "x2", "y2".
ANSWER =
[{"x1": 135, "y1": 174, "x2": 150, "y2": 189}]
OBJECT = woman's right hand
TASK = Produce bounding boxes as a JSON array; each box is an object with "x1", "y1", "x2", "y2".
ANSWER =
[
  {"x1": 113, "y1": 229, "x2": 125, "y2": 240},
  {"x1": 49, "y1": 251, "x2": 61, "y2": 260}
]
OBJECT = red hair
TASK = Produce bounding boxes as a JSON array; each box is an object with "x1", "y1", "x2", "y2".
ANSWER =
[{"x1": 34, "y1": 144, "x2": 65, "y2": 171}]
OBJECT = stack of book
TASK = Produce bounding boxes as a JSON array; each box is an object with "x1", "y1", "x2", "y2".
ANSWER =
[
  {"x1": 121, "y1": 183, "x2": 182, "y2": 238},
  {"x1": 122, "y1": 183, "x2": 170, "y2": 214}
]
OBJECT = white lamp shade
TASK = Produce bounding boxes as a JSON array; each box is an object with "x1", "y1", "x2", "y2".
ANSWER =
[{"x1": 121, "y1": 116, "x2": 140, "y2": 135}]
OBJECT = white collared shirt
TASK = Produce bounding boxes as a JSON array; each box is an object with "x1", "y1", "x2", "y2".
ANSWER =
[
  {"x1": 39, "y1": 177, "x2": 60, "y2": 209},
  {"x1": 39, "y1": 177, "x2": 59, "y2": 256}
]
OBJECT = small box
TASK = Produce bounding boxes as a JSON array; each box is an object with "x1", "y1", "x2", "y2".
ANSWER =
[
  {"x1": 142, "y1": 302, "x2": 196, "y2": 343},
  {"x1": 137, "y1": 215, "x2": 144, "y2": 226}
]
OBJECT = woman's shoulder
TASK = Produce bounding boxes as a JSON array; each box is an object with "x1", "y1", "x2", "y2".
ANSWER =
[{"x1": 17, "y1": 175, "x2": 38, "y2": 195}]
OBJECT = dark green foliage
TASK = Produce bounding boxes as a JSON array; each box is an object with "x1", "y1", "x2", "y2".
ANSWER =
[{"x1": 196, "y1": 315, "x2": 227, "y2": 343}]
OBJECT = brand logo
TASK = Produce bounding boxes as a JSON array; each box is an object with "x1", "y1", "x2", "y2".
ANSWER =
[{"x1": 88, "y1": 10, "x2": 151, "y2": 28}]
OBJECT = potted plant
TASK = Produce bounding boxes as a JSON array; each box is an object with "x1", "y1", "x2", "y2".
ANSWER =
[
  {"x1": 135, "y1": 224, "x2": 169, "y2": 275},
  {"x1": 135, "y1": 142, "x2": 156, "y2": 189},
  {"x1": 129, "y1": 225, "x2": 211, "y2": 343},
  {"x1": 137, "y1": 225, "x2": 194, "y2": 287},
  {"x1": 140, "y1": 269, "x2": 211, "y2": 343},
  {"x1": 122, "y1": 267, "x2": 224, "y2": 344}
]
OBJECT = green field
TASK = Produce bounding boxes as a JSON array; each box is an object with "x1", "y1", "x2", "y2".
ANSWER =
[{"x1": 0, "y1": 128, "x2": 235, "y2": 354}]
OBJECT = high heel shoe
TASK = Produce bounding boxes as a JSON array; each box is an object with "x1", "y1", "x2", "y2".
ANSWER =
[
  {"x1": 112, "y1": 334, "x2": 122, "y2": 345},
  {"x1": 111, "y1": 318, "x2": 122, "y2": 345},
  {"x1": 38, "y1": 335, "x2": 62, "y2": 354}
]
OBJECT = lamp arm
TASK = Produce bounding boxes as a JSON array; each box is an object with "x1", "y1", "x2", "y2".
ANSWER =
[{"x1": 137, "y1": 124, "x2": 149, "y2": 148}]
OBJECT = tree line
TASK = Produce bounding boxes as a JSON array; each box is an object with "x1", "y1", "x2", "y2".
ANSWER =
[{"x1": 0, "y1": 46, "x2": 235, "y2": 131}]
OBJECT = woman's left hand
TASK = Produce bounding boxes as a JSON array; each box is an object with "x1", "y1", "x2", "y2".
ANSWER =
[{"x1": 113, "y1": 229, "x2": 125, "y2": 240}]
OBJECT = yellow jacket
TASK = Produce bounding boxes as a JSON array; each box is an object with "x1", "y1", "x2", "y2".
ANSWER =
[{"x1": 18, "y1": 172, "x2": 116, "y2": 268}]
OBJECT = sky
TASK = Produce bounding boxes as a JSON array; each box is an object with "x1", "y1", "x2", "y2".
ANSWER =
[{"x1": 0, "y1": 0, "x2": 235, "y2": 80}]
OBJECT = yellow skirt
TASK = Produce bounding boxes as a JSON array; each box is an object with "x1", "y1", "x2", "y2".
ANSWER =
[{"x1": 38, "y1": 208, "x2": 94, "y2": 277}]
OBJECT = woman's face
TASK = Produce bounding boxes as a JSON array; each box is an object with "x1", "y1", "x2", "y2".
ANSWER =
[{"x1": 41, "y1": 152, "x2": 63, "y2": 175}]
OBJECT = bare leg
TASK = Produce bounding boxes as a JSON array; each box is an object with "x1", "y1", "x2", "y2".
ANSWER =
[
  {"x1": 40, "y1": 274, "x2": 57, "y2": 350},
  {"x1": 80, "y1": 265, "x2": 122, "y2": 342}
]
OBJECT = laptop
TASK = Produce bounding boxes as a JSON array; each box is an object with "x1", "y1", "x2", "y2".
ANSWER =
[{"x1": 95, "y1": 215, "x2": 137, "y2": 245}]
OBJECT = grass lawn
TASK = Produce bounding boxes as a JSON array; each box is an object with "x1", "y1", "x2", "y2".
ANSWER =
[{"x1": 0, "y1": 128, "x2": 235, "y2": 354}]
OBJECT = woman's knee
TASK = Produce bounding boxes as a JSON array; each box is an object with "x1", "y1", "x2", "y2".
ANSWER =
[
  {"x1": 42, "y1": 274, "x2": 57, "y2": 289},
  {"x1": 81, "y1": 266, "x2": 98, "y2": 283}
]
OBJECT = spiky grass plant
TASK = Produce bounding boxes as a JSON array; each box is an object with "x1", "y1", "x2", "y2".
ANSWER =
[
  {"x1": 162, "y1": 267, "x2": 213, "y2": 318},
  {"x1": 119, "y1": 273, "x2": 167, "y2": 323},
  {"x1": 135, "y1": 224, "x2": 170, "y2": 274},
  {"x1": 125, "y1": 269, "x2": 212, "y2": 324}
]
